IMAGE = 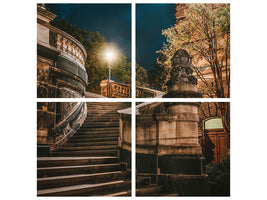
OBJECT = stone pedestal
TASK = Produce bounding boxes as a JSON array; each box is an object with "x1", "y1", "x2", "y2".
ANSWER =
[
  {"x1": 156, "y1": 102, "x2": 206, "y2": 176},
  {"x1": 161, "y1": 49, "x2": 206, "y2": 194}
]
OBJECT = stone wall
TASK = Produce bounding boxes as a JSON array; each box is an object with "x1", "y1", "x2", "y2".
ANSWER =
[
  {"x1": 37, "y1": 102, "x2": 57, "y2": 144},
  {"x1": 118, "y1": 111, "x2": 132, "y2": 168},
  {"x1": 37, "y1": 54, "x2": 86, "y2": 98}
]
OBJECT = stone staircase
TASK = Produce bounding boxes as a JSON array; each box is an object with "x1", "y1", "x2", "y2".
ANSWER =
[{"x1": 37, "y1": 102, "x2": 131, "y2": 196}]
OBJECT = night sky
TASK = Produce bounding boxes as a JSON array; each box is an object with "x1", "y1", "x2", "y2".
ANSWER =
[
  {"x1": 136, "y1": 4, "x2": 176, "y2": 71},
  {"x1": 45, "y1": 4, "x2": 176, "y2": 71},
  {"x1": 45, "y1": 4, "x2": 131, "y2": 62}
]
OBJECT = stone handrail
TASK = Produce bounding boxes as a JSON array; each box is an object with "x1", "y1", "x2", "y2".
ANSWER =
[
  {"x1": 111, "y1": 82, "x2": 131, "y2": 98},
  {"x1": 136, "y1": 86, "x2": 166, "y2": 98},
  {"x1": 51, "y1": 102, "x2": 87, "y2": 150},
  {"x1": 100, "y1": 79, "x2": 165, "y2": 98}
]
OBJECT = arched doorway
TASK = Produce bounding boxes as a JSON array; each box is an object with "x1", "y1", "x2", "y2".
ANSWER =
[{"x1": 203, "y1": 117, "x2": 229, "y2": 163}]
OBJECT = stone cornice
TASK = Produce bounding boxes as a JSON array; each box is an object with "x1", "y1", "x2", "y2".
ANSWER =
[{"x1": 37, "y1": 5, "x2": 57, "y2": 23}]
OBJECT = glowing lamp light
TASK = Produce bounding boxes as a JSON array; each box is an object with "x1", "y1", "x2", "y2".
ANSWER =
[{"x1": 106, "y1": 51, "x2": 114, "y2": 63}]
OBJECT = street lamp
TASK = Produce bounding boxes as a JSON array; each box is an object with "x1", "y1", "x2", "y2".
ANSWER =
[{"x1": 105, "y1": 51, "x2": 114, "y2": 97}]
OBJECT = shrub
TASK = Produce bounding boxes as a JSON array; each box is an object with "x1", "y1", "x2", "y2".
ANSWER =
[{"x1": 206, "y1": 156, "x2": 230, "y2": 196}]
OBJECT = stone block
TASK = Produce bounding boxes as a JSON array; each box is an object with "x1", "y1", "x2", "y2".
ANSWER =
[{"x1": 164, "y1": 174, "x2": 209, "y2": 196}]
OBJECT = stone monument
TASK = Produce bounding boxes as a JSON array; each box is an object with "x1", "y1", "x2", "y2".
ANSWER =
[
  {"x1": 164, "y1": 48, "x2": 202, "y2": 98},
  {"x1": 134, "y1": 49, "x2": 208, "y2": 195}
]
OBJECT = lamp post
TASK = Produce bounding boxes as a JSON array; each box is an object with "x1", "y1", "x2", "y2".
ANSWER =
[{"x1": 106, "y1": 51, "x2": 113, "y2": 97}]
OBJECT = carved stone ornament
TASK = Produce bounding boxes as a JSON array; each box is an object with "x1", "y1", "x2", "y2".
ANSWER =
[{"x1": 167, "y1": 49, "x2": 198, "y2": 86}]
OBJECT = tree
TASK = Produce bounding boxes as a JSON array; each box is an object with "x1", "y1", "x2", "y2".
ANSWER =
[
  {"x1": 112, "y1": 54, "x2": 131, "y2": 85},
  {"x1": 147, "y1": 53, "x2": 169, "y2": 92},
  {"x1": 51, "y1": 19, "x2": 131, "y2": 94},
  {"x1": 160, "y1": 4, "x2": 230, "y2": 133},
  {"x1": 136, "y1": 64, "x2": 149, "y2": 87}
]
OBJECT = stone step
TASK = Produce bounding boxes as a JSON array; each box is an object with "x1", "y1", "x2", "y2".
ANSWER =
[
  {"x1": 76, "y1": 129, "x2": 119, "y2": 134},
  {"x1": 136, "y1": 185, "x2": 163, "y2": 196},
  {"x1": 80, "y1": 124, "x2": 119, "y2": 128},
  {"x1": 37, "y1": 179, "x2": 131, "y2": 196},
  {"x1": 84, "y1": 118, "x2": 119, "y2": 122},
  {"x1": 104, "y1": 191, "x2": 131, "y2": 196},
  {"x1": 86, "y1": 108, "x2": 120, "y2": 111},
  {"x1": 49, "y1": 149, "x2": 118, "y2": 157},
  {"x1": 37, "y1": 156, "x2": 119, "y2": 168},
  {"x1": 87, "y1": 104, "x2": 127, "y2": 107},
  {"x1": 82, "y1": 121, "x2": 119, "y2": 124},
  {"x1": 77, "y1": 127, "x2": 119, "y2": 132},
  {"x1": 64, "y1": 141, "x2": 118, "y2": 147},
  {"x1": 75, "y1": 130, "x2": 119, "y2": 136},
  {"x1": 86, "y1": 113, "x2": 119, "y2": 116},
  {"x1": 86, "y1": 114, "x2": 119, "y2": 117},
  {"x1": 87, "y1": 105, "x2": 128, "y2": 108},
  {"x1": 93, "y1": 176, "x2": 149, "y2": 197},
  {"x1": 38, "y1": 170, "x2": 129, "y2": 190},
  {"x1": 155, "y1": 193, "x2": 179, "y2": 196},
  {"x1": 71, "y1": 133, "x2": 119, "y2": 139},
  {"x1": 61, "y1": 145, "x2": 118, "y2": 151},
  {"x1": 38, "y1": 163, "x2": 126, "y2": 178},
  {"x1": 82, "y1": 121, "x2": 119, "y2": 125},
  {"x1": 68, "y1": 136, "x2": 118, "y2": 143},
  {"x1": 87, "y1": 104, "x2": 128, "y2": 107}
]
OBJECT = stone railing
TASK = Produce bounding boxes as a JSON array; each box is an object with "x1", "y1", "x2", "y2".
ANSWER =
[
  {"x1": 136, "y1": 86, "x2": 165, "y2": 98},
  {"x1": 49, "y1": 26, "x2": 87, "y2": 69},
  {"x1": 37, "y1": 102, "x2": 87, "y2": 155},
  {"x1": 52, "y1": 102, "x2": 87, "y2": 150},
  {"x1": 100, "y1": 79, "x2": 165, "y2": 98},
  {"x1": 100, "y1": 80, "x2": 131, "y2": 98}
]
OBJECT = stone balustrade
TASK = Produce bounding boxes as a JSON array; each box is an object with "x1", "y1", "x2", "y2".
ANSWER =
[
  {"x1": 100, "y1": 79, "x2": 165, "y2": 98},
  {"x1": 111, "y1": 82, "x2": 131, "y2": 98},
  {"x1": 136, "y1": 86, "x2": 165, "y2": 98},
  {"x1": 49, "y1": 26, "x2": 87, "y2": 69}
]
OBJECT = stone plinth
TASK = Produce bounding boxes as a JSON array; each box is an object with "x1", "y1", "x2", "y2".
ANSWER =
[{"x1": 135, "y1": 102, "x2": 205, "y2": 175}]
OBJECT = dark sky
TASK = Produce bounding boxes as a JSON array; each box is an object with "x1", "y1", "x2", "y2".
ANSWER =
[
  {"x1": 45, "y1": 4, "x2": 131, "y2": 62},
  {"x1": 136, "y1": 4, "x2": 176, "y2": 71},
  {"x1": 45, "y1": 4, "x2": 176, "y2": 71}
]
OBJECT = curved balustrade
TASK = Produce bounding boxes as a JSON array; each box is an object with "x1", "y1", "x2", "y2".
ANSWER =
[
  {"x1": 100, "y1": 79, "x2": 165, "y2": 98},
  {"x1": 49, "y1": 25, "x2": 87, "y2": 69},
  {"x1": 51, "y1": 102, "x2": 87, "y2": 150},
  {"x1": 37, "y1": 10, "x2": 87, "y2": 70}
]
